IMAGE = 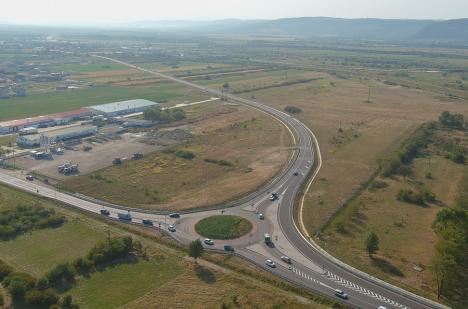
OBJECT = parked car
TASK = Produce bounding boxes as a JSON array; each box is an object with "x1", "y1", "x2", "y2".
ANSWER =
[
  {"x1": 280, "y1": 255, "x2": 292, "y2": 264},
  {"x1": 334, "y1": 289, "x2": 348, "y2": 299},
  {"x1": 265, "y1": 259, "x2": 276, "y2": 268},
  {"x1": 204, "y1": 239, "x2": 214, "y2": 246},
  {"x1": 224, "y1": 245, "x2": 235, "y2": 252},
  {"x1": 169, "y1": 213, "x2": 180, "y2": 218},
  {"x1": 168, "y1": 224, "x2": 176, "y2": 232}
]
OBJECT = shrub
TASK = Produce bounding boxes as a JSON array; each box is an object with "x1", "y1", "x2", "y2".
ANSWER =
[
  {"x1": 397, "y1": 189, "x2": 425, "y2": 206},
  {"x1": 0, "y1": 261, "x2": 13, "y2": 280},
  {"x1": 175, "y1": 150, "x2": 195, "y2": 160},
  {"x1": 284, "y1": 106, "x2": 302, "y2": 114},
  {"x1": 24, "y1": 288, "x2": 59, "y2": 307},
  {"x1": 73, "y1": 257, "x2": 94, "y2": 274},
  {"x1": 3, "y1": 272, "x2": 36, "y2": 297},
  {"x1": 45, "y1": 263, "x2": 75, "y2": 286}
]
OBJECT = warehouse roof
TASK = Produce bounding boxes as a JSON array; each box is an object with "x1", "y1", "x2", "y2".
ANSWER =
[
  {"x1": 90, "y1": 99, "x2": 158, "y2": 114},
  {"x1": 18, "y1": 125, "x2": 97, "y2": 140}
]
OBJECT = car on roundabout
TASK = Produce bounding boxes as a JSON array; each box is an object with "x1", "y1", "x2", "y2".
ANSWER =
[
  {"x1": 168, "y1": 224, "x2": 176, "y2": 232},
  {"x1": 280, "y1": 255, "x2": 292, "y2": 264},
  {"x1": 204, "y1": 238, "x2": 214, "y2": 246}
]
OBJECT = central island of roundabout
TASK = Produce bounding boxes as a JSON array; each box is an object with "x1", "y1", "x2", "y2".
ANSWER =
[{"x1": 195, "y1": 215, "x2": 253, "y2": 240}]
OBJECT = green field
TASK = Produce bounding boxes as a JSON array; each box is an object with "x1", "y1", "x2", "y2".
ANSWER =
[
  {"x1": 0, "y1": 220, "x2": 106, "y2": 277},
  {"x1": 70, "y1": 258, "x2": 184, "y2": 309},
  {"x1": 49, "y1": 62, "x2": 128, "y2": 73},
  {"x1": 0, "y1": 84, "x2": 194, "y2": 121},
  {"x1": 195, "y1": 215, "x2": 253, "y2": 239}
]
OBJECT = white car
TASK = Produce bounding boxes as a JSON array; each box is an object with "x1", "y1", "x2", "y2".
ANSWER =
[
  {"x1": 168, "y1": 224, "x2": 176, "y2": 232},
  {"x1": 258, "y1": 213, "x2": 264, "y2": 220},
  {"x1": 265, "y1": 259, "x2": 276, "y2": 268},
  {"x1": 378, "y1": 307, "x2": 387, "y2": 309},
  {"x1": 204, "y1": 238, "x2": 214, "y2": 245}
]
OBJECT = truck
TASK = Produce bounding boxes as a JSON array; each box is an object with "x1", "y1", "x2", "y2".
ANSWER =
[
  {"x1": 118, "y1": 212, "x2": 132, "y2": 221},
  {"x1": 264, "y1": 233, "x2": 272, "y2": 245}
]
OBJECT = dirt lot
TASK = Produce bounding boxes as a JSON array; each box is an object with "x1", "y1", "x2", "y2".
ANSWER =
[
  {"x1": 10, "y1": 130, "x2": 181, "y2": 181},
  {"x1": 62, "y1": 101, "x2": 292, "y2": 210}
]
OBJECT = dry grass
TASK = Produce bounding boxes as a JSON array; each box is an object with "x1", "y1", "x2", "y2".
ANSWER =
[
  {"x1": 232, "y1": 76, "x2": 467, "y2": 232},
  {"x1": 122, "y1": 264, "x2": 321, "y2": 309},
  {"x1": 63, "y1": 103, "x2": 292, "y2": 210},
  {"x1": 319, "y1": 128, "x2": 467, "y2": 300}
]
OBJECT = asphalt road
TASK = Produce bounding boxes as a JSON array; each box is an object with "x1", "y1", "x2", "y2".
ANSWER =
[{"x1": 0, "y1": 55, "x2": 447, "y2": 309}]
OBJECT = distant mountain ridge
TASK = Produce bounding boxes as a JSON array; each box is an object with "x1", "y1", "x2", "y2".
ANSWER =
[{"x1": 125, "y1": 17, "x2": 468, "y2": 43}]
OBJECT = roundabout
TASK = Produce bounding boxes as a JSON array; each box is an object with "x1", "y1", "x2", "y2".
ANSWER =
[{"x1": 195, "y1": 215, "x2": 253, "y2": 240}]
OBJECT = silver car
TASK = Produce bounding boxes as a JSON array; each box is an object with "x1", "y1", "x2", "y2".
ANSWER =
[
  {"x1": 265, "y1": 259, "x2": 276, "y2": 268},
  {"x1": 168, "y1": 224, "x2": 176, "y2": 232}
]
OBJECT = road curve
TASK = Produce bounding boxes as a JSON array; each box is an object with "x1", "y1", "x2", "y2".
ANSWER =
[{"x1": 0, "y1": 54, "x2": 447, "y2": 309}]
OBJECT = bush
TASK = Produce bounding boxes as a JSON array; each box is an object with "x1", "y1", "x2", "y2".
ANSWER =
[
  {"x1": 439, "y1": 111, "x2": 465, "y2": 129},
  {"x1": 143, "y1": 107, "x2": 186, "y2": 123},
  {"x1": 87, "y1": 236, "x2": 133, "y2": 266},
  {"x1": 24, "y1": 288, "x2": 59, "y2": 307},
  {"x1": 284, "y1": 106, "x2": 302, "y2": 114},
  {"x1": 0, "y1": 261, "x2": 13, "y2": 280},
  {"x1": 397, "y1": 189, "x2": 425, "y2": 206},
  {"x1": 73, "y1": 257, "x2": 94, "y2": 274},
  {"x1": 0, "y1": 205, "x2": 65, "y2": 239},
  {"x1": 175, "y1": 150, "x2": 195, "y2": 160},
  {"x1": 45, "y1": 263, "x2": 75, "y2": 286},
  {"x1": 3, "y1": 272, "x2": 36, "y2": 297}
]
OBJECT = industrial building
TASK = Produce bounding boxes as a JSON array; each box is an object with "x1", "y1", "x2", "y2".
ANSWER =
[
  {"x1": 16, "y1": 125, "x2": 97, "y2": 148},
  {"x1": 89, "y1": 99, "x2": 158, "y2": 117},
  {"x1": 0, "y1": 108, "x2": 92, "y2": 134}
]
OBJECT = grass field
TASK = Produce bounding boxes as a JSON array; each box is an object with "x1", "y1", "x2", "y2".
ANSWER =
[
  {"x1": 195, "y1": 215, "x2": 252, "y2": 240},
  {"x1": 0, "y1": 84, "x2": 205, "y2": 121},
  {"x1": 0, "y1": 183, "x2": 332, "y2": 309},
  {"x1": 70, "y1": 258, "x2": 184, "y2": 309},
  {"x1": 63, "y1": 102, "x2": 292, "y2": 210}
]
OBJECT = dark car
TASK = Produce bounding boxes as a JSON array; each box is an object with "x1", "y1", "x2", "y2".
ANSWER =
[
  {"x1": 26, "y1": 175, "x2": 34, "y2": 181},
  {"x1": 100, "y1": 209, "x2": 110, "y2": 216},
  {"x1": 142, "y1": 219, "x2": 153, "y2": 226},
  {"x1": 224, "y1": 245, "x2": 235, "y2": 252},
  {"x1": 169, "y1": 213, "x2": 180, "y2": 218},
  {"x1": 334, "y1": 289, "x2": 348, "y2": 300}
]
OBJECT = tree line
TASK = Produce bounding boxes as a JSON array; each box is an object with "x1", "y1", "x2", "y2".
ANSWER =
[
  {"x1": 143, "y1": 107, "x2": 186, "y2": 123},
  {"x1": 0, "y1": 205, "x2": 66, "y2": 239},
  {"x1": 431, "y1": 170, "x2": 468, "y2": 306},
  {"x1": 0, "y1": 236, "x2": 144, "y2": 308}
]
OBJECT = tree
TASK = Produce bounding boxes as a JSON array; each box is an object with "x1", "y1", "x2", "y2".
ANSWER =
[
  {"x1": 188, "y1": 239, "x2": 204, "y2": 261},
  {"x1": 365, "y1": 231, "x2": 379, "y2": 256}
]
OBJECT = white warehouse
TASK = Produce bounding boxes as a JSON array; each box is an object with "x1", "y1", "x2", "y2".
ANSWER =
[
  {"x1": 89, "y1": 99, "x2": 159, "y2": 117},
  {"x1": 16, "y1": 125, "x2": 97, "y2": 148}
]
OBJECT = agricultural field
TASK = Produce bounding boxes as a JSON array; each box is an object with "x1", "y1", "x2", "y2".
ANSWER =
[
  {"x1": 63, "y1": 101, "x2": 292, "y2": 210},
  {"x1": 0, "y1": 184, "x2": 333, "y2": 309},
  {"x1": 0, "y1": 83, "x2": 207, "y2": 121}
]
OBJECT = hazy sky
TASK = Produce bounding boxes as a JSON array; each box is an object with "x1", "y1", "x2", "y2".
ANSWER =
[{"x1": 1, "y1": 0, "x2": 467, "y2": 24}]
